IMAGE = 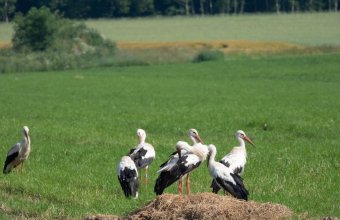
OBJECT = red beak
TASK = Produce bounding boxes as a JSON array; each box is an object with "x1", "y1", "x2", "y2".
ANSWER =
[
  {"x1": 244, "y1": 135, "x2": 255, "y2": 148},
  {"x1": 195, "y1": 135, "x2": 204, "y2": 144}
]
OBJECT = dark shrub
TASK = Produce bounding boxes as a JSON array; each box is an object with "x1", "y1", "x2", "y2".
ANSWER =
[
  {"x1": 193, "y1": 50, "x2": 224, "y2": 63},
  {"x1": 12, "y1": 7, "x2": 59, "y2": 51}
]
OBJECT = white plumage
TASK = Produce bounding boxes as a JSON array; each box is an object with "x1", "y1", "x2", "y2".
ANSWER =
[
  {"x1": 128, "y1": 128, "x2": 155, "y2": 187},
  {"x1": 117, "y1": 156, "x2": 139, "y2": 198},
  {"x1": 211, "y1": 130, "x2": 255, "y2": 193},
  {"x1": 3, "y1": 126, "x2": 31, "y2": 174},
  {"x1": 207, "y1": 144, "x2": 249, "y2": 200}
]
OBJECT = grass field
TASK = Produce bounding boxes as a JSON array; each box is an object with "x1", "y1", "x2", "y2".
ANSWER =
[
  {"x1": 86, "y1": 13, "x2": 340, "y2": 46},
  {"x1": 1, "y1": 13, "x2": 340, "y2": 45},
  {"x1": 0, "y1": 53, "x2": 340, "y2": 219}
]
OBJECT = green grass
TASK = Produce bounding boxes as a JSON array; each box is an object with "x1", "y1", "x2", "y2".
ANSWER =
[
  {"x1": 0, "y1": 53, "x2": 340, "y2": 219},
  {"x1": 1, "y1": 13, "x2": 340, "y2": 45},
  {"x1": 86, "y1": 13, "x2": 340, "y2": 45}
]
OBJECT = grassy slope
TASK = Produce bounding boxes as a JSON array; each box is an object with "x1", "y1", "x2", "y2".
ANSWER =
[
  {"x1": 0, "y1": 53, "x2": 340, "y2": 219},
  {"x1": 1, "y1": 13, "x2": 340, "y2": 45}
]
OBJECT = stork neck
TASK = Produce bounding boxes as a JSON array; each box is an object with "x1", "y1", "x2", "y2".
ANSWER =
[
  {"x1": 24, "y1": 133, "x2": 30, "y2": 146},
  {"x1": 237, "y1": 137, "x2": 246, "y2": 149},
  {"x1": 208, "y1": 148, "x2": 216, "y2": 165},
  {"x1": 190, "y1": 136, "x2": 198, "y2": 145},
  {"x1": 138, "y1": 135, "x2": 145, "y2": 144}
]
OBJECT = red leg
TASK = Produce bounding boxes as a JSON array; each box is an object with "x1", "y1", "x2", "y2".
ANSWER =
[
  {"x1": 15, "y1": 165, "x2": 18, "y2": 173},
  {"x1": 186, "y1": 174, "x2": 190, "y2": 196},
  {"x1": 178, "y1": 178, "x2": 183, "y2": 196},
  {"x1": 139, "y1": 169, "x2": 143, "y2": 190},
  {"x1": 22, "y1": 162, "x2": 25, "y2": 173},
  {"x1": 144, "y1": 167, "x2": 148, "y2": 188}
]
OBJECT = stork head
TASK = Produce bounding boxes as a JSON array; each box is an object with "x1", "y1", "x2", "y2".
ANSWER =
[
  {"x1": 236, "y1": 130, "x2": 255, "y2": 147},
  {"x1": 188, "y1": 128, "x2": 204, "y2": 144},
  {"x1": 23, "y1": 126, "x2": 29, "y2": 137},
  {"x1": 137, "y1": 128, "x2": 146, "y2": 144}
]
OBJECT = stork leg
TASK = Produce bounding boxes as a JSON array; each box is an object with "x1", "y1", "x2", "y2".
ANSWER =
[
  {"x1": 144, "y1": 167, "x2": 148, "y2": 188},
  {"x1": 178, "y1": 178, "x2": 183, "y2": 196},
  {"x1": 139, "y1": 169, "x2": 143, "y2": 190},
  {"x1": 21, "y1": 162, "x2": 25, "y2": 173},
  {"x1": 186, "y1": 174, "x2": 191, "y2": 196},
  {"x1": 15, "y1": 165, "x2": 18, "y2": 173}
]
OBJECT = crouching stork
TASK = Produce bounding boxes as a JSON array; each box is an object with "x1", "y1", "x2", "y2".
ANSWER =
[
  {"x1": 207, "y1": 144, "x2": 249, "y2": 201},
  {"x1": 117, "y1": 156, "x2": 139, "y2": 198}
]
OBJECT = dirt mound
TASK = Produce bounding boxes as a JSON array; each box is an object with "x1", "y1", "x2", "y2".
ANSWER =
[{"x1": 126, "y1": 193, "x2": 293, "y2": 220}]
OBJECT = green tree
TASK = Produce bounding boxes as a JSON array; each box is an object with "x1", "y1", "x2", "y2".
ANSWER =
[
  {"x1": 130, "y1": 0, "x2": 154, "y2": 16},
  {"x1": 12, "y1": 7, "x2": 59, "y2": 51}
]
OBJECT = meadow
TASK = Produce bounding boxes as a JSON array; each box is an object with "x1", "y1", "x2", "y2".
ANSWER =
[
  {"x1": 1, "y1": 13, "x2": 340, "y2": 45},
  {"x1": 0, "y1": 52, "x2": 340, "y2": 219},
  {"x1": 1, "y1": 12, "x2": 340, "y2": 219}
]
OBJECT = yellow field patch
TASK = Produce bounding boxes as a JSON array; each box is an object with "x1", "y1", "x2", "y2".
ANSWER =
[
  {"x1": 0, "y1": 40, "x2": 312, "y2": 55},
  {"x1": 117, "y1": 40, "x2": 306, "y2": 54},
  {"x1": 0, "y1": 42, "x2": 12, "y2": 49}
]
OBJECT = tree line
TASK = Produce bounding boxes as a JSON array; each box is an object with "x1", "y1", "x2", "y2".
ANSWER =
[{"x1": 1, "y1": 0, "x2": 339, "y2": 22}]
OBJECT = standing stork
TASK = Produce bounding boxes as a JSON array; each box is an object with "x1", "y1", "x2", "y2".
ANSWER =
[
  {"x1": 3, "y1": 126, "x2": 31, "y2": 174},
  {"x1": 128, "y1": 128, "x2": 155, "y2": 188},
  {"x1": 154, "y1": 140, "x2": 208, "y2": 196},
  {"x1": 207, "y1": 144, "x2": 249, "y2": 200},
  {"x1": 211, "y1": 130, "x2": 255, "y2": 194},
  {"x1": 117, "y1": 156, "x2": 139, "y2": 198}
]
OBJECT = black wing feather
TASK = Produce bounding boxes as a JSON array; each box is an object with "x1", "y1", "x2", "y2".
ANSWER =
[
  {"x1": 3, "y1": 151, "x2": 19, "y2": 174},
  {"x1": 118, "y1": 167, "x2": 138, "y2": 198},
  {"x1": 154, "y1": 155, "x2": 201, "y2": 195},
  {"x1": 215, "y1": 174, "x2": 249, "y2": 201},
  {"x1": 159, "y1": 151, "x2": 177, "y2": 168},
  {"x1": 220, "y1": 159, "x2": 230, "y2": 167},
  {"x1": 129, "y1": 147, "x2": 153, "y2": 169}
]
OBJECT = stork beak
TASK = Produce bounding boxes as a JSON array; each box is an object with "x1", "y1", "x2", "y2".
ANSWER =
[
  {"x1": 195, "y1": 135, "x2": 204, "y2": 144},
  {"x1": 244, "y1": 135, "x2": 255, "y2": 148}
]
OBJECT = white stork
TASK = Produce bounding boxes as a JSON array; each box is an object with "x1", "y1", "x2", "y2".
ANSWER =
[
  {"x1": 3, "y1": 126, "x2": 31, "y2": 174},
  {"x1": 117, "y1": 156, "x2": 139, "y2": 198},
  {"x1": 128, "y1": 128, "x2": 155, "y2": 187},
  {"x1": 211, "y1": 130, "x2": 255, "y2": 194},
  {"x1": 207, "y1": 144, "x2": 249, "y2": 200},
  {"x1": 154, "y1": 132, "x2": 208, "y2": 196}
]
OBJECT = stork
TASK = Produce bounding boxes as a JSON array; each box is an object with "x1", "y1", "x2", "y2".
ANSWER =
[
  {"x1": 117, "y1": 156, "x2": 139, "y2": 198},
  {"x1": 157, "y1": 128, "x2": 206, "y2": 173},
  {"x1": 128, "y1": 128, "x2": 155, "y2": 188},
  {"x1": 207, "y1": 144, "x2": 249, "y2": 200},
  {"x1": 3, "y1": 126, "x2": 31, "y2": 174},
  {"x1": 154, "y1": 140, "x2": 208, "y2": 196},
  {"x1": 211, "y1": 130, "x2": 255, "y2": 194}
]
